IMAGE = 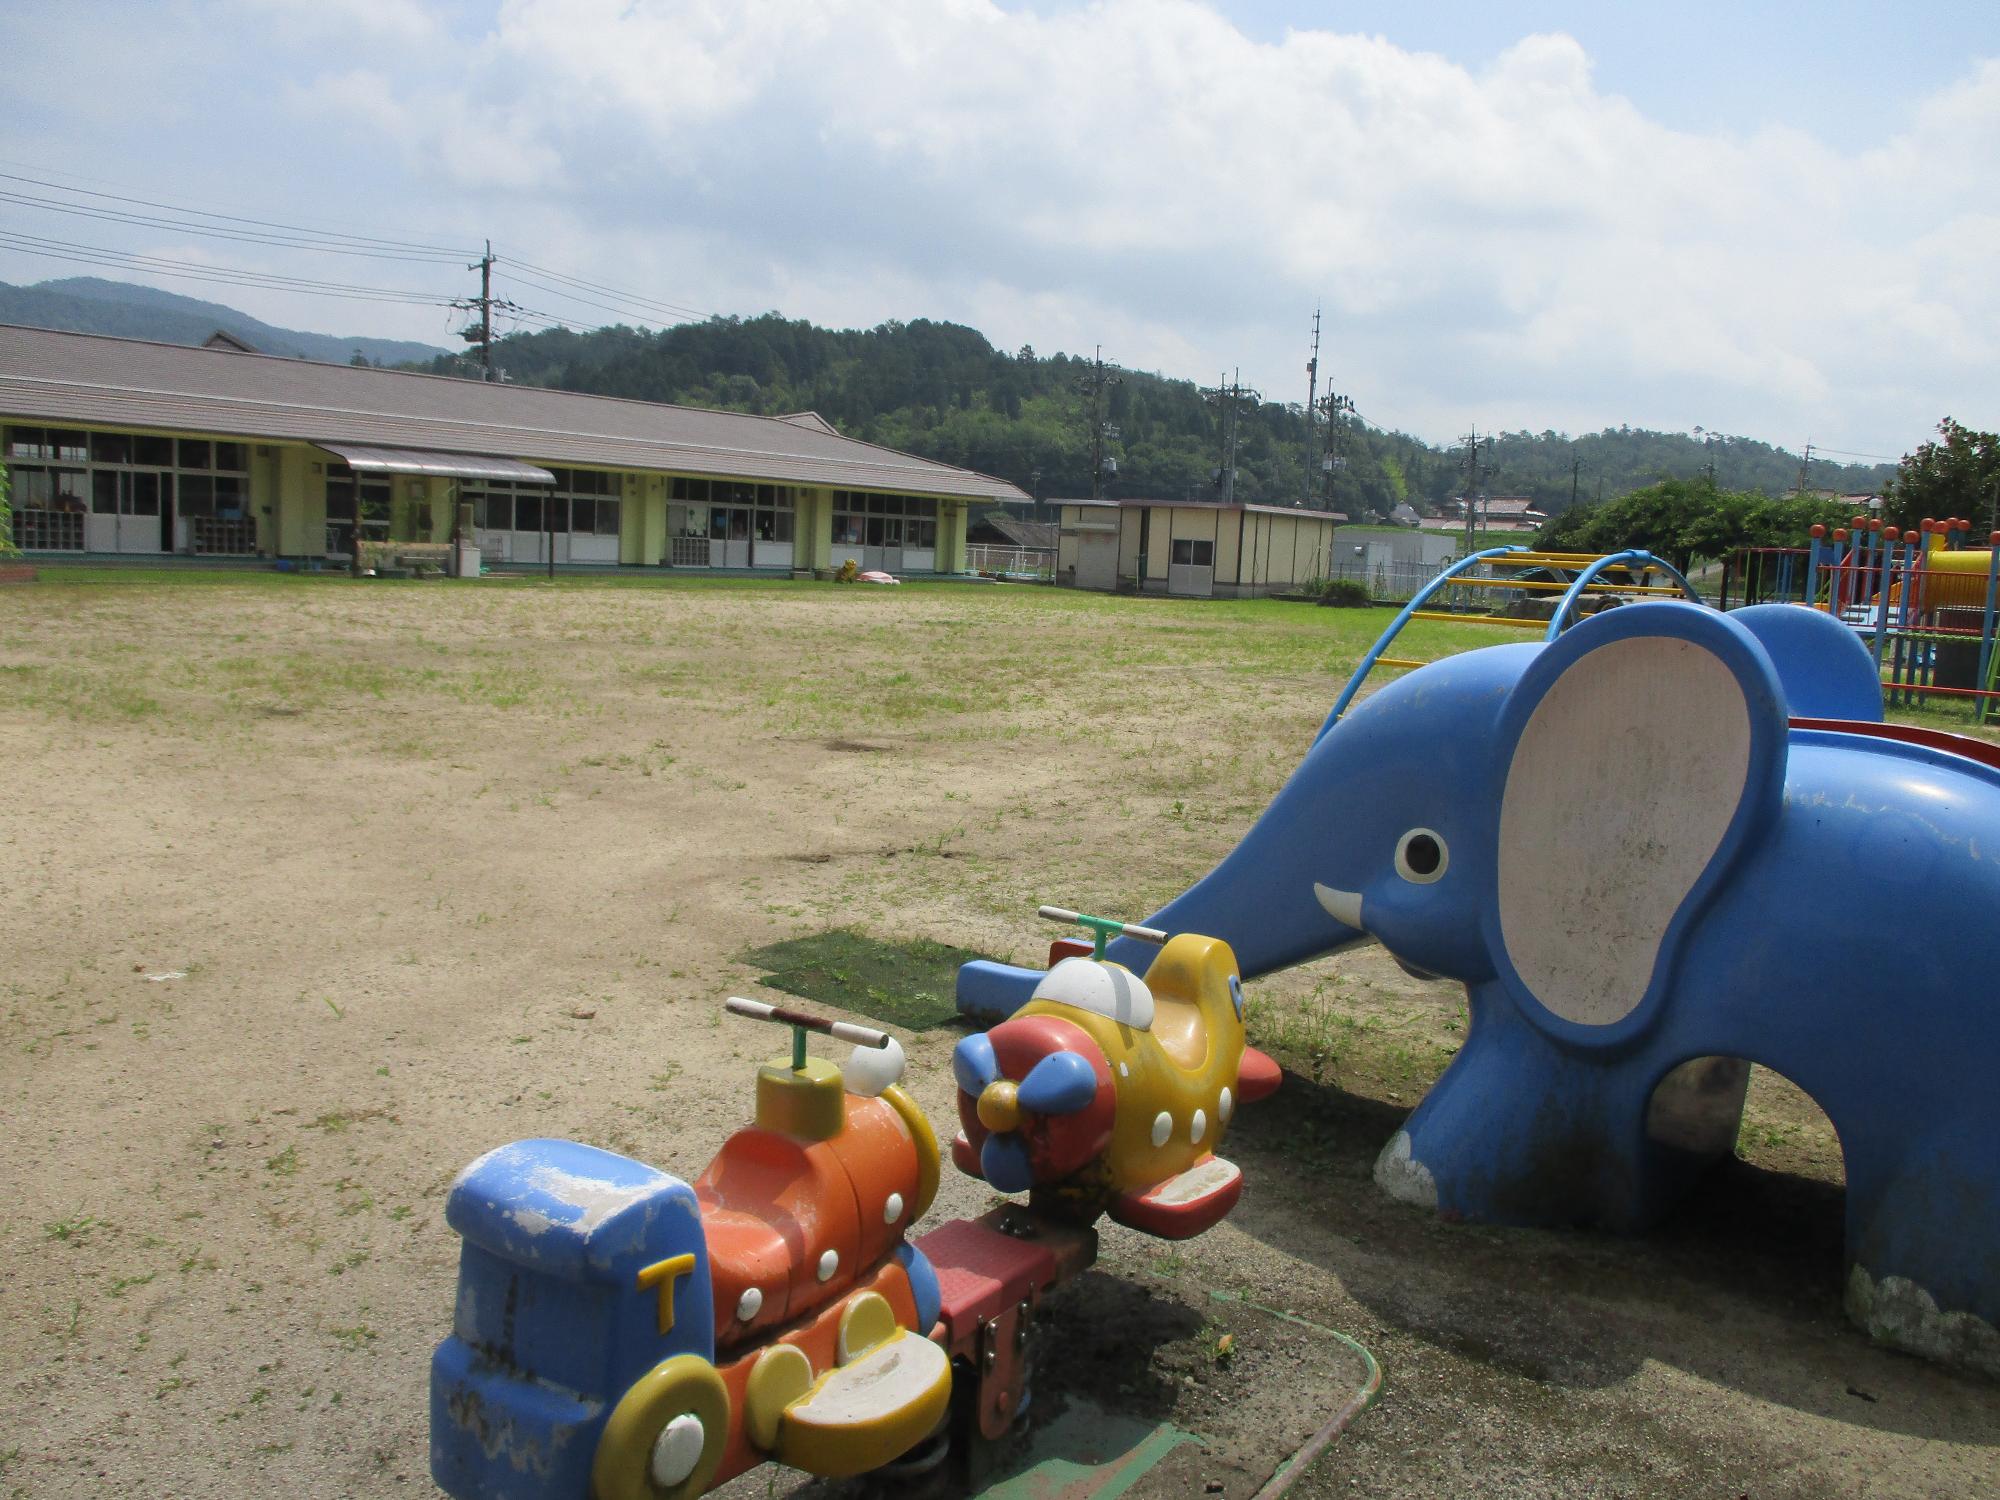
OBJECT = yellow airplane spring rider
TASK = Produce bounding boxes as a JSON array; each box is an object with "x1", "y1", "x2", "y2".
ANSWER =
[{"x1": 949, "y1": 906, "x2": 1282, "y2": 1237}]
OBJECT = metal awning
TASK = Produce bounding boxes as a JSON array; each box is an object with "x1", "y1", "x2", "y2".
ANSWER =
[{"x1": 315, "y1": 444, "x2": 555, "y2": 484}]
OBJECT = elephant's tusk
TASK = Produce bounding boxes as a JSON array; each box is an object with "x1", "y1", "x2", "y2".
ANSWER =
[{"x1": 1312, "y1": 883, "x2": 1364, "y2": 929}]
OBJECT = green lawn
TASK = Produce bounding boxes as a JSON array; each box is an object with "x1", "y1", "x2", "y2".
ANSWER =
[{"x1": 11, "y1": 566, "x2": 1993, "y2": 737}]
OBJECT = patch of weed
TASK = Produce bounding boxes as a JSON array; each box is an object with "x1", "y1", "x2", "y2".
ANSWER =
[{"x1": 739, "y1": 929, "x2": 981, "y2": 1030}]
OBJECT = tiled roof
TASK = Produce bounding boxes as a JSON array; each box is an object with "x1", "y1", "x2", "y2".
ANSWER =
[
  {"x1": 1110, "y1": 497, "x2": 1340, "y2": 520},
  {"x1": 0, "y1": 324, "x2": 1028, "y2": 502},
  {"x1": 972, "y1": 512, "x2": 1058, "y2": 549}
]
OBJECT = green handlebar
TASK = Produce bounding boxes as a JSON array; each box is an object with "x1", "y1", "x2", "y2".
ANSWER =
[{"x1": 1036, "y1": 904, "x2": 1170, "y2": 960}]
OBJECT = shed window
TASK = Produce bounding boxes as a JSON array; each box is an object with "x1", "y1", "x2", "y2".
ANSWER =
[{"x1": 1171, "y1": 538, "x2": 1214, "y2": 566}]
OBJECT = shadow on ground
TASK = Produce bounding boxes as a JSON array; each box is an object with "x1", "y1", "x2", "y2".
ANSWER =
[{"x1": 1225, "y1": 1066, "x2": 1998, "y2": 1445}]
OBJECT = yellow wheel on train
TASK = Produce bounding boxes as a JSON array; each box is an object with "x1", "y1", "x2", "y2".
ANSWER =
[{"x1": 591, "y1": 1353, "x2": 730, "y2": 1500}]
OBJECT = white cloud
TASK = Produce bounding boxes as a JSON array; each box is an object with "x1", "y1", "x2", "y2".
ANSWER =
[
  {"x1": 238, "y1": 0, "x2": 443, "y2": 47},
  {"x1": 7, "y1": 1, "x2": 1995, "y2": 455}
]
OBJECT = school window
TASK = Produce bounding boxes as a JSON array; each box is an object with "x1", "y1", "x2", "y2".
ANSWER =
[
  {"x1": 3, "y1": 424, "x2": 248, "y2": 552},
  {"x1": 464, "y1": 472, "x2": 620, "y2": 538},
  {"x1": 1171, "y1": 538, "x2": 1214, "y2": 567},
  {"x1": 832, "y1": 490, "x2": 936, "y2": 548}
]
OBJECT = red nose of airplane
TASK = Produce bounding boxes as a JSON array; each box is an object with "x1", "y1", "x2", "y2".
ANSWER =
[{"x1": 952, "y1": 1014, "x2": 1116, "y2": 1192}]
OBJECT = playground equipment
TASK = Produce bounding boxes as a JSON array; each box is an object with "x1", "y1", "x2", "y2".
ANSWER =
[
  {"x1": 1397, "y1": 545, "x2": 1695, "y2": 629},
  {"x1": 431, "y1": 911, "x2": 1280, "y2": 1499},
  {"x1": 1808, "y1": 518, "x2": 2000, "y2": 722},
  {"x1": 952, "y1": 907, "x2": 1283, "y2": 1237},
  {"x1": 958, "y1": 600, "x2": 2000, "y2": 1375},
  {"x1": 1729, "y1": 518, "x2": 2000, "y2": 722}
]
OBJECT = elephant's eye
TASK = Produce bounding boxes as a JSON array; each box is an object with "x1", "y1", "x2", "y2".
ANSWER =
[{"x1": 1395, "y1": 828, "x2": 1448, "y2": 884}]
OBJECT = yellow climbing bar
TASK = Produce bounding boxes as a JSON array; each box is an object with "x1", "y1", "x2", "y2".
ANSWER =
[
  {"x1": 1408, "y1": 610, "x2": 1548, "y2": 630},
  {"x1": 1440, "y1": 576, "x2": 1685, "y2": 595}
]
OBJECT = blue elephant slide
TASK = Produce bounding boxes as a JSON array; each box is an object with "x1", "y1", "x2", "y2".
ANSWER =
[{"x1": 959, "y1": 602, "x2": 2000, "y2": 1375}]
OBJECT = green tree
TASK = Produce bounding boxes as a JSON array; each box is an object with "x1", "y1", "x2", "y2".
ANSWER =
[
  {"x1": 1881, "y1": 418, "x2": 2000, "y2": 533},
  {"x1": 1536, "y1": 478, "x2": 1715, "y2": 570},
  {"x1": 1536, "y1": 479, "x2": 1848, "y2": 572},
  {"x1": 410, "y1": 311, "x2": 1892, "y2": 511}
]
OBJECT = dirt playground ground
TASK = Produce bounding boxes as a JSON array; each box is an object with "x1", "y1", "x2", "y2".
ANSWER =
[{"x1": 2, "y1": 573, "x2": 1995, "y2": 1498}]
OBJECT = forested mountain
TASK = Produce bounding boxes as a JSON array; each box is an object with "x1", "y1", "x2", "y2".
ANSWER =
[
  {"x1": 0, "y1": 274, "x2": 1894, "y2": 513},
  {"x1": 0, "y1": 277, "x2": 452, "y2": 367},
  {"x1": 432, "y1": 314, "x2": 1894, "y2": 519}
]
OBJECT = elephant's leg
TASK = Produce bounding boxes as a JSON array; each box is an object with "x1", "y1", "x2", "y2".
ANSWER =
[
  {"x1": 1375, "y1": 1010, "x2": 1666, "y2": 1231},
  {"x1": 1842, "y1": 1125, "x2": 2000, "y2": 1377}
]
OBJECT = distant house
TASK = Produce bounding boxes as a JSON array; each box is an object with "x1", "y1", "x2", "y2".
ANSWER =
[
  {"x1": 1389, "y1": 503, "x2": 1424, "y2": 528},
  {"x1": 0, "y1": 324, "x2": 1026, "y2": 570},
  {"x1": 1055, "y1": 497, "x2": 1339, "y2": 597},
  {"x1": 1442, "y1": 496, "x2": 1548, "y2": 532},
  {"x1": 202, "y1": 329, "x2": 258, "y2": 353},
  {"x1": 968, "y1": 510, "x2": 1057, "y2": 551},
  {"x1": 967, "y1": 509, "x2": 1057, "y2": 577}
]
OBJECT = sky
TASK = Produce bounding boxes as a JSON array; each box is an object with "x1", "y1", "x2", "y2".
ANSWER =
[{"x1": 2, "y1": 0, "x2": 1994, "y2": 462}]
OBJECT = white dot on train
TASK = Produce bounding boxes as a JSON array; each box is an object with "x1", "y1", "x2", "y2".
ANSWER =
[
  {"x1": 1190, "y1": 1109, "x2": 1207, "y2": 1145},
  {"x1": 737, "y1": 1287, "x2": 763, "y2": 1321},
  {"x1": 1150, "y1": 1111, "x2": 1171, "y2": 1148},
  {"x1": 884, "y1": 1193, "x2": 904, "y2": 1224},
  {"x1": 651, "y1": 1415, "x2": 706, "y2": 1487},
  {"x1": 818, "y1": 1249, "x2": 840, "y2": 1281}
]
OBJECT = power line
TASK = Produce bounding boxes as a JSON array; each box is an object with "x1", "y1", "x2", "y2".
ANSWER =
[
  {"x1": 1811, "y1": 445, "x2": 1905, "y2": 463},
  {"x1": 0, "y1": 231, "x2": 458, "y2": 307},
  {"x1": 501, "y1": 305, "x2": 584, "y2": 331},
  {"x1": 495, "y1": 266, "x2": 702, "y2": 328},
  {"x1": 0, "y1": 170, "x2": 723, "y2": 347},
  {"x1": 0, "y1": 187, "x2": 470, "y2": 264},
  {"x1": 0, "y1": 169, "x2": 478, "y2": 257},
  {"x1": 497, "y1": 256, "x2": 716, "y2": 323},
  {"x1": 1, "y1": 169, "x2": 719, "y2": 331}
]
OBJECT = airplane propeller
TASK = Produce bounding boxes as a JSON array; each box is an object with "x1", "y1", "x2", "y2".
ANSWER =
[{"x1": 951, "y1": 1030, "x2": 1110, "y2": 1193}]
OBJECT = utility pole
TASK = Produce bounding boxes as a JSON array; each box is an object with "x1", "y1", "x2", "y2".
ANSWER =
[
  {"x1": 1303, "y1": 310, "x2": 1320, "y2": 507},
  {"x1": 454, "y1": 240, "x2": 520, "y2": 383},
  {"x1": 1304, "y1": 312, "x2": 1356, "y2": 511},
  {"x1": 1315, "y1": 387, "x2": 1355, "y2": 511},
  {"x1": 1694, "y1": 425, "x2": 1720, "y2": 490},
  {"x1": 1796, "y1": 441, "x2": 1815, "y2": 497},
  {"x1": 1458, "y1": 427, "x2": 1492, "y2": 554},
  {"x1": 1070, "y1": 348, "x2": 1123, "y2": 500},
  {"x1": 1201, "y1": 371, "x2": 1261, "y2": 505},
  {"x1": 1569, "y1": 452, "x2": 1583, "y2": 510}
]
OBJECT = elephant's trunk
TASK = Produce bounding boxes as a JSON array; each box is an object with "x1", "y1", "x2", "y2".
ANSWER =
[
  {"x1": 957, "y1": 765, "x2": 1370, "y2": 1020},
  {"x1": 1108, "y1": 860, "x2": 1369, "y2": 978}
]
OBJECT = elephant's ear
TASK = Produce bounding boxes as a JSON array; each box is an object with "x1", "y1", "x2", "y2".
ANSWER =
[{"x1": 1489, "y1": 604, "x2": 1787, "y2": 1032}]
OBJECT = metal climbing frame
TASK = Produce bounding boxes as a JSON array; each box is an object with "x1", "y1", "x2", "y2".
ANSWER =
[
  {"x1": 1805, "y1": 517, "x2": 2000, "y2": 721},
  {"x1": 1317, "y1": 547, "x2": 1701, "y2": 738}
]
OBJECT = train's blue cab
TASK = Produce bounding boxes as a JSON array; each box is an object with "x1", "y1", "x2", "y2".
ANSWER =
[{"x1": 431, "y1": 1138, "x2": 715, "y2": 1499}]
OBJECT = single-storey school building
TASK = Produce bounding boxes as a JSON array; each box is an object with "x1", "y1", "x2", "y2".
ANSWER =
[
  {"x1": 1055, "y1": 496, "x2": 1341, "y2": 597},
  {"x1": 0, "y1": 324, "x2": 1028, "y2": 574}
]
